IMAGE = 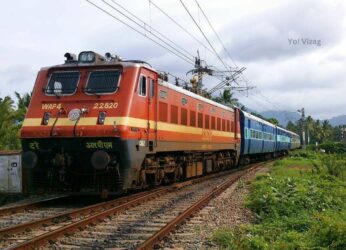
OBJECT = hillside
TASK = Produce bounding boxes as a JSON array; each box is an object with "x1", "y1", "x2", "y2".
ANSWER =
[
  {"x1": 260, "y1": 111, "x2": 300, "y2": 127},
  {"x1": 329, "y1": 115, "x2": 346, "y2": 126},
  {"x1": 260, "y1": 111, "x2": 346, "y2": 127}
]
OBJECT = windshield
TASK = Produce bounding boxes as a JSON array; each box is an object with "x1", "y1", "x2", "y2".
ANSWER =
[
  {"x1": 85, "y1": 70, "x2": 120, "y2": 94},
  {"x1": 45, "y1": 71, "x2": 80, "y2": 95}
]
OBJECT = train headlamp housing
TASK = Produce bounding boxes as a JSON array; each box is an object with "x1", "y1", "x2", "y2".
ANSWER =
[
  {"x1": 42, "y1": 112, "x2": 51, "y2": 125},
  {"x1": 78, "y1": 51, "x2": 95, "y2": 63},
  {"x1": 78, "y1": 51, "x2": 105, "y2": 64},
  {"x1": 98, "y1": 111, "x2": 107, "y2": 125}
]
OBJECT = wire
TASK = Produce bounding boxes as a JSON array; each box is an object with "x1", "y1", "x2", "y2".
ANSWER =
[
  {"x1": 150, "y1": 0, "x2": 214, "y2": 57},
  {"x1": 109, "y1": 0, "x2": 196, "y2": 60},
  {"x1": 85, "y1": 0, "x2": 195, "y2": 66},
  {"x1": 194, "y1": 0, "x2": 238, "y2": 68},
  {"x1": 179, "y1": 0, "x2": 230, "y2": 72},
  {"x1": 105, "y1": 0, "x2": 195, "y2": 63},
  {"x1": 166, "y1": 72, "x2": 190, "y2": 85}
]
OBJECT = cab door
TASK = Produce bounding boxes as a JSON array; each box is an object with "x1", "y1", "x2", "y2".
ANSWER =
[{"x1": 138, "y1": 68, "x2": 157, "y2": 151}]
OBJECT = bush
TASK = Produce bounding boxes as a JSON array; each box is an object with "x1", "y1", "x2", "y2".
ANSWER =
[
  {"x1": 212, "y1": 154, "x2": 346, "y2": 250},
  {"x1": 309, "y1": 211, "x2": 346, "y2": 250},
  {"x1": 319, "y1": 142, "x2": 346, "y2": 154},
  {"x1": 320, "y1": 154, "x2": 346, "y2": 180}
]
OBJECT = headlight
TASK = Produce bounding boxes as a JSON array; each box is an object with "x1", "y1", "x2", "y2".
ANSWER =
[
  {"x1": 98, "y1": 111, "x2": 107, "y2": 125},
  {"x1": 42, "y1": 112, "x2": 51, "y2": 125},
  {"x1": 78, "y1": 51, "x2": 96, "y2": 63}
]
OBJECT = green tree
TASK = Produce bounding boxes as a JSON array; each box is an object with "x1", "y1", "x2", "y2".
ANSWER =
[
  {"x1": 213, "y1": 89, "x2": 239, "y2": 107},
  {"x1": 266, "y1": 118, "x2": 280, "y2": 126},
  {"x1": 0, "y1": 92, "x2": 31, "y2": 150},
  {"x1": 14, "y1": 91, "x2": 31, "y2": 125},
  {"x1": 0, "y1": 96, "x2": 20, "y2": 150}
]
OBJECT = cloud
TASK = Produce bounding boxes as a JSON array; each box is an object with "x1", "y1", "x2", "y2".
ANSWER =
[
  {"x1": 222, "y1": 0, "x2": 345, "y2": 62},
  {"x1": 0, "y1": 0, "x2": 345, "y2": 121},
  {"x1": 0, "y1": 65, "x2": 36, "y2": 97}
]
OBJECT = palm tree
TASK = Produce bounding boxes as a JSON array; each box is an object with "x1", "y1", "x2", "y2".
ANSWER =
[
  {"x1": 0, "y1": 96, "x2": 20, "y2": 149},
  {"x1": 14, "y1": 92, "x2": 32, "y2": 124},
  {"x1": 213, "y1": 89, "x2": 239, "y2": 107}
]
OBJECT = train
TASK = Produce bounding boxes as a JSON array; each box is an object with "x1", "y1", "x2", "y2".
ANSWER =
[{"x1": 20, "y1": 51, "x2": 300, "y2": 194}]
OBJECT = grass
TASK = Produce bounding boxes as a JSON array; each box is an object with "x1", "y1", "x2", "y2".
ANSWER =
[{"x1": 212, "y1": 150, "x2": 346, "y2": 250}]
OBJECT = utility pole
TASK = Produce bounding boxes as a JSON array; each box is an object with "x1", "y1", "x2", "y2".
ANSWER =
[{"x1": 297, "y1": 108, "x2": 306, "y2": 150}]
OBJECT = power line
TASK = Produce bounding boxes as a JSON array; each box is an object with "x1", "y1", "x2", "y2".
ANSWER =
[
  {"x1": 194, "y1": 0, "x2": 238, "y2": 68},
  {"x1": 104, "y1": 0, "x2": 195, "y2": 64},
  {"x1": 150, "y1": 0, "x2": 214, "y2": 57},
  {"x1": 109, "y1": 0, "x2": 196, "y2": 60},
  {"x1": 179, "y1": 0, "x2": 230, "y2": 72},
  {"x1": 85, "y1": 0, "x2": 195, "y2": 66}
]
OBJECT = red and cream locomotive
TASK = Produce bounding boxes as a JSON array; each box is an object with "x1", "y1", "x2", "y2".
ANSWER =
[{"x1": 21, "y1": 51, "x2": 241, "y2": 193}]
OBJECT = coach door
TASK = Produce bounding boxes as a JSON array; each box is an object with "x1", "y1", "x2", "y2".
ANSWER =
[{"x1": 139, "y1": 68, "x2": 157, "y2": 151}]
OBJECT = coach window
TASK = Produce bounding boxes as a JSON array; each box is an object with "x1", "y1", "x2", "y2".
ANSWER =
[
  {"x1": 138, "y1": 75, "x2": 147, "y2": 96},
  {"x1": 149, "y1": 79, "x2": 154, "y2": 98}
]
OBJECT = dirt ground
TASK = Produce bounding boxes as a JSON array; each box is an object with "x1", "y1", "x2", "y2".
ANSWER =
[{"x1": 159, "y1": 165, "x2": 272, "y2": 250}]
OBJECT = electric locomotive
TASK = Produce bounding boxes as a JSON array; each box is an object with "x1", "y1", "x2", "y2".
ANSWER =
[{"x1": 21, "y1": 51, "x2": 241, "y2": 194}]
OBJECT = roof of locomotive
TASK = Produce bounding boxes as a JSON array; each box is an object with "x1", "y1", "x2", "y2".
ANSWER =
[
  {"x1": 40, "y1": 59, "x2": 155, "y2": 71},
  {"x1": 159, "y1": 79, "x2": 234, "y2": 113},
  {"x1": 41, "y1": 56, "x2": 235, "y2": 113}
]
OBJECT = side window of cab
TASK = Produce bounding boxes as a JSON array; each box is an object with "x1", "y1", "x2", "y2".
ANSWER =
[{"x1": 139, "y1": 75, "x2": 147, "y2": 97}]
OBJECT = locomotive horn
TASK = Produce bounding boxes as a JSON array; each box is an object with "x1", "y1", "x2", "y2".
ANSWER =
[{"x1": 64, "y1": 52, "x2": 77, "y2": 62}]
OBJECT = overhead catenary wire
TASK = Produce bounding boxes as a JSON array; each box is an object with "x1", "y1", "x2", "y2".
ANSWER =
[
  {"x1": 85, "y1": 0, "x2": 195, "y2": 66},
  {"x1": 179, "y1": 0, "x2": 297, "y2": 118},
  {"x1": 109, "y1": 0, "x2": 196, "y2": 60},
  {"x1": 104, "y1": 0, "x2": 195, "y2": 64},
  {"x1": 149, "y1": 0, "x2": 215, "y2": 57},
  {"x1": 87, "y1": 0, "x2": 289, "y2": 116},
  {"x1": 179, "y1": 0, "x2": 231, "y2": 73},
  {"x1": 194, "y1": 0, "x2": 238, "y2": 68}
]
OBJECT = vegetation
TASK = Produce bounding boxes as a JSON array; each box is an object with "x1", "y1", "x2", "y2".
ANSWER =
[
  {"x1": 213, "y1": 89, "x2": 240, "y2": 107},
  {"x1": 0, "y1": 92, "x2": 31, "y2": 150},
  {"x1": 213, "y1": 149, "x2": 346, "y2": 249},
  {"x1": 287, "y1": 116, "x2": 343, "y2": 144}
]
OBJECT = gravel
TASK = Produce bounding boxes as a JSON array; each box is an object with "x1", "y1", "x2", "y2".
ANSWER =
[{"x1": 158, "y1": 166, "x2": 271, "y2": 249}]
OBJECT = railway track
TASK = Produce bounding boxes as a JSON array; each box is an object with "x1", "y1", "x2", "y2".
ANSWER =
[
  {"x1": 0, "y1": 195, "x2": 69, "y2": 217},
  {"x1": 0, "y1": 195, "x2": 75, "y2": 230},
  {"x1": 0, "y1": 162, "x2": 266, "y2": 250}
]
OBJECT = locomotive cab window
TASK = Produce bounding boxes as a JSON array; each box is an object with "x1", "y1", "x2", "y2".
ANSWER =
[
  {"x1": 85, "y1": 70, "x2": 120, "y2": 94},
  {"x1": 139, "y1": 75, "x2": 147, "y2": 96},
  {"x1": 45, "y1": 71, "x2": 80, "y2": 95}
]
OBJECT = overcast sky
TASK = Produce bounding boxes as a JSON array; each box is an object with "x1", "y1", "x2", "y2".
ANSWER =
[{"x1": 0, "y1": 0, "x2": 345, "y2": 119}]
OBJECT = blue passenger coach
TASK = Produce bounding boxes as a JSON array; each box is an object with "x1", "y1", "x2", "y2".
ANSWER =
[
  {"x1": 239, "y1": 111, "x2": 277, "y2": 163},
  {"x1": 239, "y1": 110, "x2": 300, "y2": 164},
  {"x1": 276, "y1": 126, "x2": 292, "y2": 152}
]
